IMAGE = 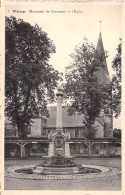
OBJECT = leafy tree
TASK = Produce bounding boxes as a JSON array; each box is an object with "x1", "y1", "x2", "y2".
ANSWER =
[
  {"x1": 5, "y1": 16, "x2": 60, "y2": 139},
  {"x1": 112, "y1": 40, "x2": 121, "y2": 118},
  {"x1": 64, "y1": 38, "x2": 111, "y2": 139}
]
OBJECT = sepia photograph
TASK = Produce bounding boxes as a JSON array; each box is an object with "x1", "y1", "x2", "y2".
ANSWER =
[{"x1": 4, "y1": 3, "x2": 122, "y2": 191}]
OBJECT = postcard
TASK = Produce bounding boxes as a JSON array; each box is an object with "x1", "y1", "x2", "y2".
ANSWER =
[{"x1": 0, "y1": 1, "x2": 124, "y2": 195}]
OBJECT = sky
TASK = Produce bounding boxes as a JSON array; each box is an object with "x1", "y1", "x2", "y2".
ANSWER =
[{"x1": 6, "y1": 3, "x2": 122, "y2": 128}]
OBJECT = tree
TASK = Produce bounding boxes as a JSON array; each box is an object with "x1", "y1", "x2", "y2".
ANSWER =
[
  {"x1": 5, "y1": 16, "x2": 61, "y2": 139},
  {"x1": 112, "y1": 40, "x2": 121, "y2": 118},
  {"x1": 64, "y1": 38, "x2": 111, "y2": 139},
  {"x1": 113, "y1": 128, "x2": 121, "y2": 139}
]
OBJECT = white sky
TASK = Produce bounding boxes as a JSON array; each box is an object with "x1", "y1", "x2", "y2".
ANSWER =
[{"x1": 6, "y1": 3, "x2": 122, "y2": 128}]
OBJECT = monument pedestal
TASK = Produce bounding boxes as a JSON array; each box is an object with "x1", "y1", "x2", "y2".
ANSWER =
[
  {"x1": 48, "y1": 142, "x2": 54, "y2": 156},
  {"x1": 48, "y1": 132, "x2": 71, "y2": 157},
  {"x1": 65, "y1": 142, "x2": 70, "y2": 156}
]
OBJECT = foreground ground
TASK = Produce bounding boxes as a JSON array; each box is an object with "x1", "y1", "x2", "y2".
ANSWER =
[{"x1": 5, "y1": 158, "x2": 121, "y2": 190}]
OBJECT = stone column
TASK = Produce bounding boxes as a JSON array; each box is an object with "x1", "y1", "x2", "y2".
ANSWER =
[
  {"x1": 65, "y1": 142, "x2": 70, "y2": 156},
  {"x1": 88, "y1": 141, "x2": 92, "y2": 159},
  {"x1": 48, "y1": 142, "x2": 54, "y2": 156},
  {"x1": 20, "y1": 143, "x2": 25, "y2": 159},
  {"x1": 56, "y1": 87, "x2": 63, "y2": 132}
]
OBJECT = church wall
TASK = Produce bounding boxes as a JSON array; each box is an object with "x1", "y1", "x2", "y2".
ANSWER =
[
  {"x1": 94, "y1": 112, "x2": 113, "y2": 139},
  {"x1": 63, "y1": 128, "x2": 75, "y2": 138},
  {"x1": 31, "y1": 118, "x2": 42, "y2": 136},
  {"x1": 5, "y1": 115, "x2": 113, "y2": 139},
  {"x1": 43, "y1": 128, "x2": 55, "y2": 136},
  {"x1": 104, "y1": 115, "x2": 113, "y2": 138},
  {"x1": 43, "y1": 127, "x2": 87, "y2": 138},
  {"x1": 94, "y1": 120, "x2": 104, "y2": 138}
]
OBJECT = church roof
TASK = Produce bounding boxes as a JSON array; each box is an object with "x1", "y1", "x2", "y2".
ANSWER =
[
  {"x1": 45, "y1": 106, "x2": 84, "y2": 128},
  {"x1": 5, "y1": 106, "x2": 85, "y2": 129},
  {"x1": 95, "y1": 33, "x2": 111, "y2": 85}
]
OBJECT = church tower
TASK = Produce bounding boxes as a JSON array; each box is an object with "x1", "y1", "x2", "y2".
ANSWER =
[
  {"x1": 96, "y1": 33, "x2": 110, "y2": 85},
  {"x1": 95, "y1": 33, "x2": 113, "y2": 138}
]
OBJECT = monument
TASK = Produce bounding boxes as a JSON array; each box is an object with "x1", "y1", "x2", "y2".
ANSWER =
[
  {"x1": 48, "y1": 86, "x2": 70, "y2": 157},
  {"x1": 33, "y1": 87, "x2": 85, "y2": 175}
]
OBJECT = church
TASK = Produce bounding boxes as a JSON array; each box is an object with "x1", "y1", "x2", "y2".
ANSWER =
[{"x1": 5, "y1": 33, "x2": 121, "y2": 159}]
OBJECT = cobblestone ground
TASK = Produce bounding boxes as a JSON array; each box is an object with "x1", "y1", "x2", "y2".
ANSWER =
[{"x1": 5, "y1": 158, "x2": 121, "y2": 190}]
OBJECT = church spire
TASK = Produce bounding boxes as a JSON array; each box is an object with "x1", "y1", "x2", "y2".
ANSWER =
[
  {"x1": 96, "y1": 32, "x2": 104, "y2": 52},
  {"x1": 95, "y1": 32, "x2": 110, "y2": 85}
]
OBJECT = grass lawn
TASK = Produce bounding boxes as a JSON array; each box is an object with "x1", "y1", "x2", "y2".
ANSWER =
[{"x1": 5, "y1": 158, "x2": 121, "y2": 190}]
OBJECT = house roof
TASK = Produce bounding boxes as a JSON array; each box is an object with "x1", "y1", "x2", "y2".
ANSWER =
[{"x1": 45, "y1": 106, "x2": 84, "y2": 128}]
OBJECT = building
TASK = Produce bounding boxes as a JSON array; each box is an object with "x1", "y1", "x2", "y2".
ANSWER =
[{"x1": 5, "y1": 33, "x2": 121, "y2": 159}]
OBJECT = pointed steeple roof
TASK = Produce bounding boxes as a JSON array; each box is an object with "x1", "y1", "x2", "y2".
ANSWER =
[
  {"x1": 95, "y1": 33, "x2": 110, "y2": 85},
  {"x1": 96, "y1": 33, "x2": 105, "y2": 52}
]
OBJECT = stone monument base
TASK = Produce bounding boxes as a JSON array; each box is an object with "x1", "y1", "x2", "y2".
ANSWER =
[{"x1": 33, "y1": 155, "x2": 85, "y2": 175}]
